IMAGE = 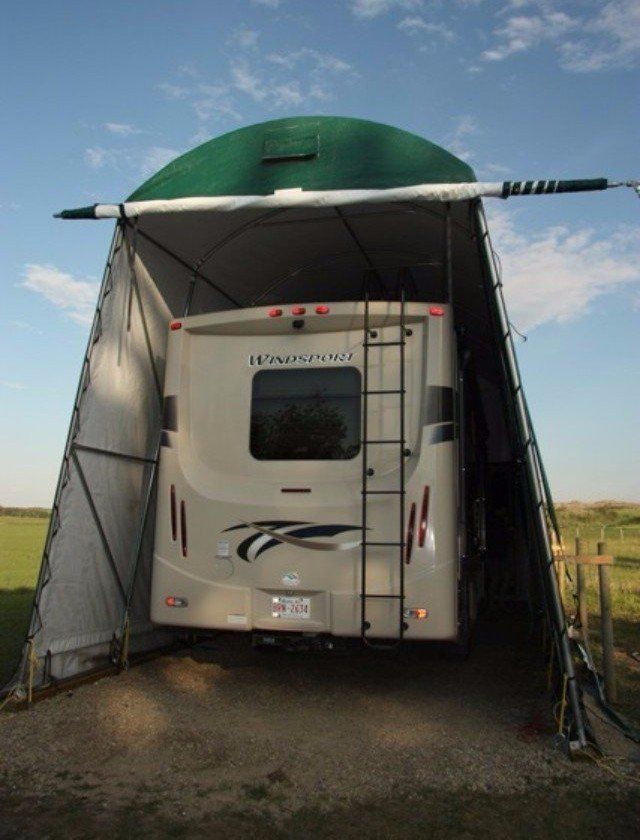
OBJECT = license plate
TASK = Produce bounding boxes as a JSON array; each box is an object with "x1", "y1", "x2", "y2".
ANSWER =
[{"x1": 271, "y1": 595, "x2": 311, "y2": 620}]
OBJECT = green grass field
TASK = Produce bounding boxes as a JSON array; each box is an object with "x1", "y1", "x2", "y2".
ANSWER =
[
  {"x1": 0, "y1": 515, "x2": 48, "y2": 685},
  {"x1": 1, "y1": 506, "x2": 638, "y2": 720}
]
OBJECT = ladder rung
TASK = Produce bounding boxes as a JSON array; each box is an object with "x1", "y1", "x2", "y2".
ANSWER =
[
  {"x1": 360, "y1": 594, "x2": 404, "y2": 600},
  {"x1": 362, "y1": 541, "x2": 404, "y2": 547},
  {"x1": 362, "y1": 490, "x2": 405, "y2": 495},
  {"x1": 363, "y1": 389, "x2": 405, "y2": 395},
  {"x1": 365, "y1": 439, "x2": 404, "y2": 444},
  {"x1": 364, "y1": 341, "x2": 405, "y2": 348}
]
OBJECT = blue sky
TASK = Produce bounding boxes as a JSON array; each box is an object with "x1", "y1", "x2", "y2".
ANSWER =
[{"x1": 1, "y1": 0, "x2": 639, "y2": 505}]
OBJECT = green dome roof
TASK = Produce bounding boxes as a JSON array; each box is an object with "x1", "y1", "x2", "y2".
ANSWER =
[{"x1": 127, "y1": 116, "x2": 476, "y2": 202}]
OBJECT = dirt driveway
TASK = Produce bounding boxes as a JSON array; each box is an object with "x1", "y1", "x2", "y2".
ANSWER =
[{"x1": 1, "y1": 617, "x2": 638, "y2": 839}]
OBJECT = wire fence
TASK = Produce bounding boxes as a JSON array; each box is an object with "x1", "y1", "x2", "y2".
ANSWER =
[{"x1": 565, "y1": 525, "x2": 640, "y2": 542}]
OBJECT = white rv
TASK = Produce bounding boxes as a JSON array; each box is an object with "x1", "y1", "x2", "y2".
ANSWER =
[{"x1": 151, "y1": 298, "x2": 478, "y2": 646}]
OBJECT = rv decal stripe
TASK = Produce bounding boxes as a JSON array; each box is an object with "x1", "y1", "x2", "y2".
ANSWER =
[
  {"x1": 223, "y1": 520, "x2": 306, "y2": 533},
  {"x1": 424, "y1": 386, "x2": 454, "y2": 425},
  {"x1": 248, "y1": 522, "x2": 361, "y2": 555},
  {"x1": 425, "y1": 422, "x2": 455, "y2": 444}
]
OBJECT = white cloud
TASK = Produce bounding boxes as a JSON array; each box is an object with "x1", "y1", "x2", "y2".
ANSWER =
[
  {"x1": 230, "y1": 61, "x2": 267, "y2": 101},
  {"x1": 481, "y1": 161, "x2": 512, "y2": 176},
  {"x1": 21, "y1": 264, "x2": 99, "y2": 326},
  {"x1": 252, "y1": 0, "x2": 281, "y2": 7},
  {"x1": 481, "y1": 1, "x2": 640, "y2": 72},
  {"x1": 139, "y1": 147, "x2": 181, "y2": 178},
  {"x1": 85, "y1": 147, "x2": 108, "y2": 168},
  {"x1": 156, "y1": 82, "x2": 190, "y2": 99},
  {"x1": 482, "y1": 9, "x2": 575, "y2": 61},
  {"x1": 10, "y1": 320, "x2": 43, "y2": 335},
  {"x1": 104, "y1": 122, "x2": 140, "y2": 136},
  {"x1": 398, "y1": 16, "x2": 455, "y2": 41},
  {"x1": 193, "y1": 84, "x2": 242, "y2": 122},
  {"x1": 229, "y1": 27, "x2": 260, "y2": 49},
  {"x1": 309, "y1": 83, "x2": 332, "y2": 102},
  {"x1": 488, "y1": 208, "x2": 640, "y2": 331},
  {"x1": 351, "y1": 0, "x2": 423, "y2": 18},
  {"x1": 266, "y1": 48, "x2": 352, "y2": 74},
  {"x1": 0, "y1": 380, "x2": 28, "y2": 391},
  {"x1": 559, "y1": 0, "x2": 640, "y2": 72},
  {"x1": 446, "y1": 115, "x2": 478, "y2": 161}
]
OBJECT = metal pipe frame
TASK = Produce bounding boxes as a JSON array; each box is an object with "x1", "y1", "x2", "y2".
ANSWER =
[
  {"x1": 4, "y1": 224, "x2": 124, "y2": 692},
  {"x1": 474, "y1": 200, "x2": 587, "y2": 749},
  {"x1": 71, "y1": 448, "x2": 127, "y2": 604}
]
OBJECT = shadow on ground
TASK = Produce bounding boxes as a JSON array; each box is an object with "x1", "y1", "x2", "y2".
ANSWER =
[{"x1": 0, "y1": 587, "x2": 33, "y2": 685}]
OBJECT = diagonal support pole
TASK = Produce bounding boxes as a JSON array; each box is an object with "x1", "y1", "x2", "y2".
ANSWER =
[{"x1": 71, "y1": 448, "x2": 127, "y2": 604}]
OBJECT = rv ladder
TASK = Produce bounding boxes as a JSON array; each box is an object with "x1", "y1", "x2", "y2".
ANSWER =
[{"x1": 360, "y1": 289, "x2": 409, "y2": 648}]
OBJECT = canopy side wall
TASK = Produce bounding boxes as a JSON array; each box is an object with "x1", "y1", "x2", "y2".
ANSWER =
[{"x1": 7, "y1": 225, "x2": 180, "y2": 688}]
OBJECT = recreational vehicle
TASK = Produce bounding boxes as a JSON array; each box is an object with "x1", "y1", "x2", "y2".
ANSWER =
[{"x1": 151, "y1": 295, "x2": 483, "y2": 647}]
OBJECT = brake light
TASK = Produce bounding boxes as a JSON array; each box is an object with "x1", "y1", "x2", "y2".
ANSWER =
[
  {"x1": 170, "y1": 321, "x2": 182, "y2": 330},
  {"x1": 315, "y1": 305, "x2": 330, "y2": 315},
  {"x1": 418, "y1": 486, "x2": 430, "y2": 547},
  {"x1": 180, "y1": 500, "x2": 187, "y2": 558},
  {"x1": 429, "y1": 306, "x2": 444, "y2": 317},
  {"x1": 170, "y1": 484, "x2": 177, "y2": 541},
  {"x1": 405, "y1": 502, "x2": 416, "y2": 563},
  {"x1": 268, "y1": 308, "x2": 282, "y2": 317},
  {"x1": 291, "y1": 306, "x2": 306, "y2": 316},
  {"x1": 165, "y1": 595, "x2": 188, "y2": 607}
]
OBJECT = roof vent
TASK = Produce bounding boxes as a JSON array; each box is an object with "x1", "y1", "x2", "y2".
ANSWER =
[{"x1": 262, "y1": 123, "x2": 319, "y2": 163}]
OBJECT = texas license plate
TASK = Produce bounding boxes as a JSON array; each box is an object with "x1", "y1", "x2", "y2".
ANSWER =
[{"x1": 271, "y1": 596, "x2": 311, "y2": 620}]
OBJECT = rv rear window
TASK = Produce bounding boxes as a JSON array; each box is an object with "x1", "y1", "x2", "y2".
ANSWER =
[{"x1": 250, "y1": 367, "x2": 361, "y2": 460}]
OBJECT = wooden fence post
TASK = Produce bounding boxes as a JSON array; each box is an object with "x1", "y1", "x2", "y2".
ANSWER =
[
  {"x1": 597, "y1": 540, "x2": 617, "y2": 705},
  {"x1": 575, "y1": 537, "x2": 588, "y2": 637}
]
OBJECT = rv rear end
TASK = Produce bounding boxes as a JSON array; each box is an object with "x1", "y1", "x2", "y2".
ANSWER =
[{"x1": 151, "y1": 302, "x2": 459, "y2": 642}]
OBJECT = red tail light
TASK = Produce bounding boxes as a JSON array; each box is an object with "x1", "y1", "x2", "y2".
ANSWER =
[
  {"x1": 170, "y1": 321, "x2": 182, "y2": 330},
  {"x1": 418, "y1": 486, "x2": 430, "y2": 547},
  {"x1": 405, "y1": 502, "x2": 416, "y2": 563},
  {"x1": 315, "y1": 305, "x2": 330, "y2": 315},
  {"x1": 180, "y1": 500, "x2": 187, "y2": 558},
  {"x1": 268, "y1": 308, "x2": 282, "y2": 317},
  {"x1": 429, "y1": 306, "x2": 444, "y2": 317},
  {"x1": 291, "y1": 306, "x2": 306, "y2": 316},
  {"x1": 170, "y1": 484, "x2": 177, "y2": 541}
]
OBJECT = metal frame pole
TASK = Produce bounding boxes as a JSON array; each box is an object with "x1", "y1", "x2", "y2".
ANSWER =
[
  {"x1": 5, "y1": 224, "x2": 123, "y2": 691},
  {"x1": 475, "y1": 201, "x2": 587, "y2": 749}
]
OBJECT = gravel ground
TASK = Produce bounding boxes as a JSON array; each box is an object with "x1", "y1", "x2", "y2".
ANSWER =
[{"x1": 1, "y1": 616, "x2": 638, "y2": 839}]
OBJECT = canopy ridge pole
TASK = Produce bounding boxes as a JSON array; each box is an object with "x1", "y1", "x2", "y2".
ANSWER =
[
  {"x1": 407, "y1": 201, "x2": 469, "y2": 236},
  {"x1": 249, "y1": 249, "x2": 439, "y2": 307},
  {"x1": 129, "y1": 263, "x2": 163, "y2": 405},
  {"x1": 72, "y1": 442, "x2": 157, "y2": 465},
  {"x1": 2, "y1": 224, "x2": 123, "y2": 694},
  {"x1": 118, "y1": 219, "x2": 138, "y2": 365},
  {"x1": 334, "y1": 207, "x2": 387, "y2": 297},
  {"x1": 124, "y1": 221, "x2": 242, "y2": 308},
  {"x1": 183, "y1": 272, "x2": 198, "y2": 317},
  {"x1": 71, "y1": 448, "x2": 127, "y2": 604},
  {"x1": 444, "y1": 202, "x2": 453, "y2": 306},
  {"x1": 191, "y1": 208, "x2": 285, "y2": 278},
  {"x1": 475, "y1": 200, "x2": 588, "y2": 751}
]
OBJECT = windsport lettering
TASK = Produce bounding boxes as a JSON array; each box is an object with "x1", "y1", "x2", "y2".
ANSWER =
[{"x1": 248, "y1": 352, "x2": 354, "y2": 367}]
